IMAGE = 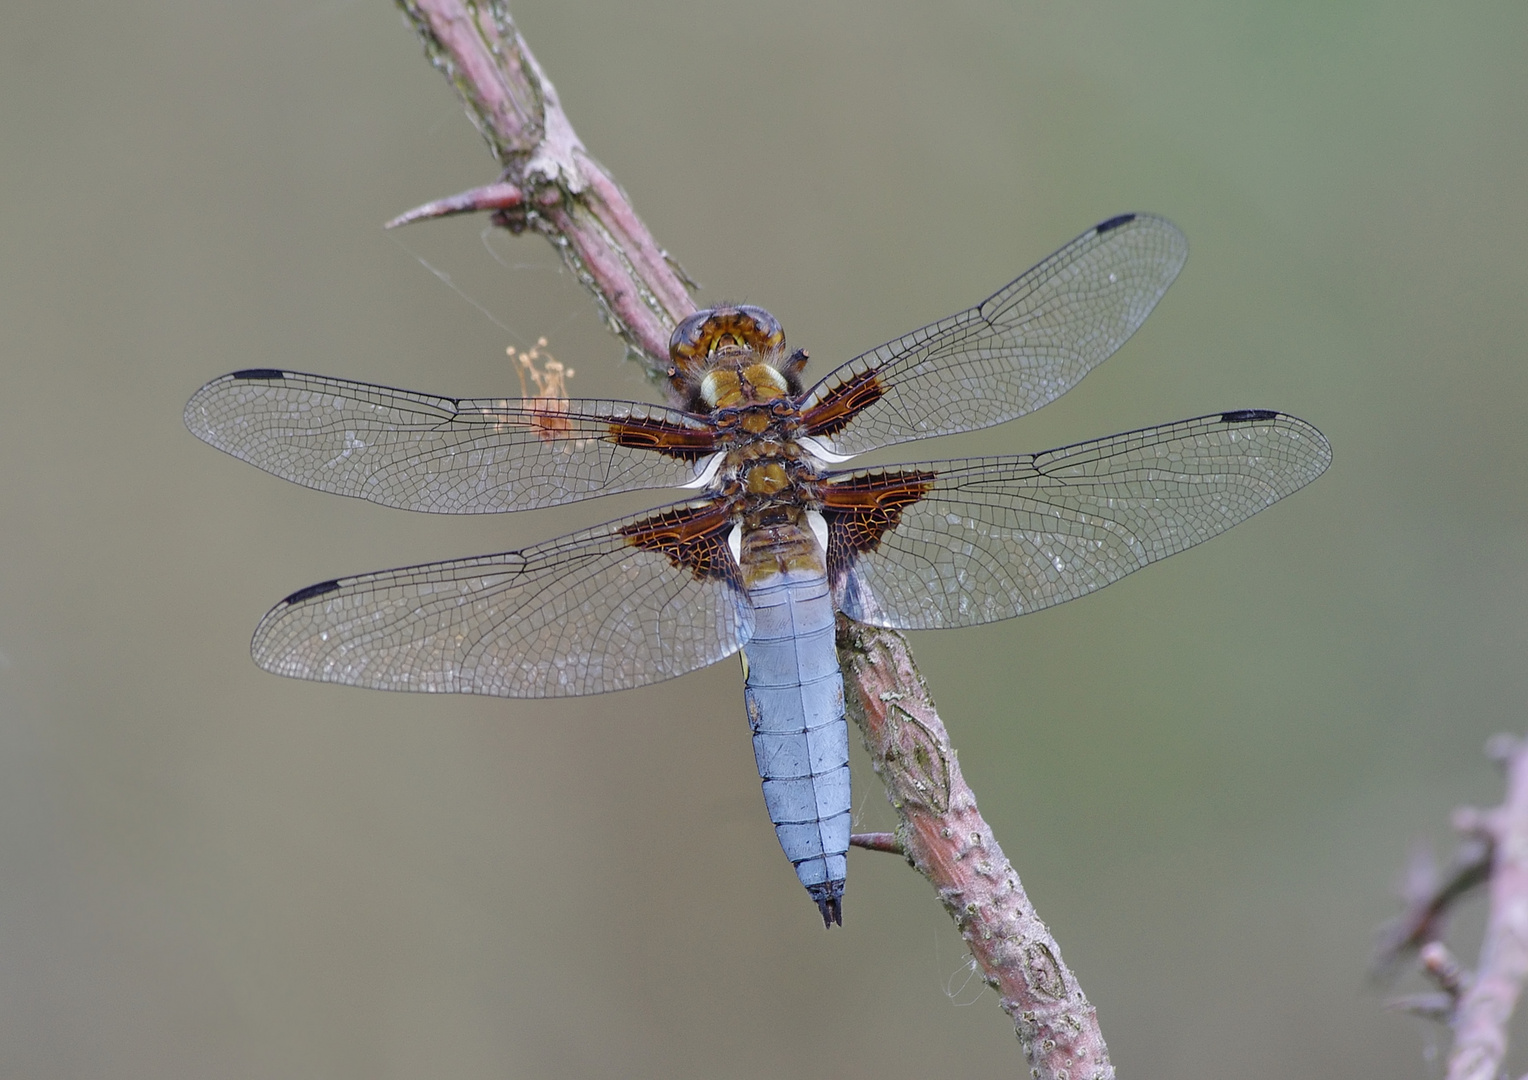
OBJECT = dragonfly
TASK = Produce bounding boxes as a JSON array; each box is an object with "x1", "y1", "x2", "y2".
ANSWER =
[{"x1": 185, "y1": 213, "x2": 1330, "y2": 927}]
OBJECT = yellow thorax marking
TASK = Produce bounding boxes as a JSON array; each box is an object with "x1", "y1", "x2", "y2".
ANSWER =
[
  {"x1": 745, "y1": 462, "x2": 790, "y2": 495},
  {"x1": 700, "y1": 362, "x2": 790, "y2": 410},
  {"x1": 744, "y1": 363, "x2": 788, "y2": 399},
  {"x1": 700, "y1": 369, "x2": 743, "y2": 408}
]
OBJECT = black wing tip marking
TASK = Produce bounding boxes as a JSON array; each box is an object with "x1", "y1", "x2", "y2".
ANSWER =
[
  {"x1": 230, "y1": 368, "x2": 286, "y2": 381},
  {"x1": 281, "y1": 579, "x2": 342, "y2": 605},
  {"x1": 1094, "y1": 213, "x2": 1138, "y2": 234},
  {"x1": 1220, "y1": 408, "x2": 1281, "y2": 424}
]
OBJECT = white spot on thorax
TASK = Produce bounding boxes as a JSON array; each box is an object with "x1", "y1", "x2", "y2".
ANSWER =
[
  {"x1": 700, "y1": 371, "x2": 724, "y2": 408},
  {"x1": 799, "y1": 435, "x2": 855, "y2": 464},
  {"x1": 805, "y1": 510, "x2": 829, "y2": 554},
  {"x1": 681, "y1": 451, "x2": 725, "y2": 489}
]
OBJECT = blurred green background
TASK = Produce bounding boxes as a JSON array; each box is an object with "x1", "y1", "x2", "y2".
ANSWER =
[{"x1": 3, "y1": 1, "x2": 1526, "y2": 1076}]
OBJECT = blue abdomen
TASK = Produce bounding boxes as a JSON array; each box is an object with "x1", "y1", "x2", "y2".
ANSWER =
[{"x1": 742, "y1": 568, "x2": 850, "y2": 926}]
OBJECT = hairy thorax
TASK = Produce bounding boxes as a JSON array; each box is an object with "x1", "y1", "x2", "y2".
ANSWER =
[
  {"x1": 666, "y1": 305, "x2": 829, "y2": 586},
  {"x1": 712, "y1": 409, "x2": 827, "y2": 588}
]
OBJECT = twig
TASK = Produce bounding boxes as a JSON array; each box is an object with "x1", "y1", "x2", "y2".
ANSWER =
[
  {"x1": 393, "y1": 4, "x2": 1114, "y2": 1076},
  {"x1": 1447, "y1": 736, "x2": 1528, "y2": 1080},
  {"x1": 1380, "y1": 735, "x2": 1528, "y2": 1080},
  {"x1": 1373, "y1": 837, "x2": 1493, "y2": 977}
]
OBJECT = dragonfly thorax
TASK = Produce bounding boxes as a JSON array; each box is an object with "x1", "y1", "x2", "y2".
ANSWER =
[
  {"x1": 712, "y1": 432, "x2": 823, "y2": 505},
  {"x1": 700, "y1": 362, "x2": 789, "y2": 410}
]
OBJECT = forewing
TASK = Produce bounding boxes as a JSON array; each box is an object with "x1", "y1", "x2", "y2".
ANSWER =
[
  {"x1": 801, "y1": 214, "x2": 1189, "y2": 454},
  {"x1": 250, "y1": 500, "x2": 752, "y2": 697},
  {"x1": 185, "y1": 369, "x2": 716, "y2": 513},
  {"x1": 823, "y1": 411, "x2": 1330, "y2": 628}
]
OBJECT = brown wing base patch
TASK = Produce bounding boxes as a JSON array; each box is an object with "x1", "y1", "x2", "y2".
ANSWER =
[
  {"x1": 606, "y1": 417, "x2": 717, "y2": 459},
  {"x1": 821, "y1": 469, "x2": 936, "y2": 583},
  {"x1": 802, "y1": 370, "x2": 885, "y2": 437},
  {"x1": 619, "y1": 502, "x2": 738, "y2": 581}
]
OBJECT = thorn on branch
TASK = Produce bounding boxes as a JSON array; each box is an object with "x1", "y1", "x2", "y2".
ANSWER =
[
  {"x1": 849, "y1": 832, "x2": 904, "y2": 855},
  {"x1": 386, "y1": 180, "x2": 525, "y2": 228}
]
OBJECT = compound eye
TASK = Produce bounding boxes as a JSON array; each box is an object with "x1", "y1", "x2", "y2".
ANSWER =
[
  {"x1": 730, "y1": 306, "x2": 785, "y2": 353},
  {"x1": 668, "y1": 306, "x2": 786, "y2": 372},
  {"x1": 669, "y1": 309, "x2": 715, "y2": 361}
]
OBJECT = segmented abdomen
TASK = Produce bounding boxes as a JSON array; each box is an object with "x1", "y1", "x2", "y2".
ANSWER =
[{"x1": 742, "y1": 568, "x2": 850, "y2": 925}]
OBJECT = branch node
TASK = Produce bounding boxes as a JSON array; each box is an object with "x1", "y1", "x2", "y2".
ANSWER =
[{"x1": 1420, "y1": 941, "x2": 1470, "y2": 1000}]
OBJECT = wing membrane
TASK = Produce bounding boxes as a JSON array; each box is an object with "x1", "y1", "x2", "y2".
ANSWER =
[
  {"x1": 823, "y1": 411, "x2": 1330, "y2": 628},
  {"x1": 185, "y1": 370, "x2": 715, "y2": 513},
  {"x1": 250, "y1": 501, "x2": 752, "y2": 698},
  {"x1": 802, "y1": 214, "x2": 1189, "y2": 455}
]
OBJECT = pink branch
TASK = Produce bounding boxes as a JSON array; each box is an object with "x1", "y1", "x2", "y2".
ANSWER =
[
  {"x1": 395, "y1": 4, "x2": 1114, "y2": 1075},
  {"x1": 838, "y1": 617, "x2": 1112, "y2": 1078},
  {"x1": 397, "y1": 0, "x2": 696, "y2": 387}
]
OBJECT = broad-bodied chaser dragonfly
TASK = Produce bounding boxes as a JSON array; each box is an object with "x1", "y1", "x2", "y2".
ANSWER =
[{"x1": 185, "y1": 214, "x2": 1329, "y2": 926}]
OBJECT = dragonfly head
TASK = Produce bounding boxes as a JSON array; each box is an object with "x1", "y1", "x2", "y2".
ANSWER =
[{"x1": 667, "y1": 305, "x2": 810, "y2": 410}]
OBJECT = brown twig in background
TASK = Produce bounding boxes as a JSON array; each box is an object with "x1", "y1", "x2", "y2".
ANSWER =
[
  {"x1": 1380, "y1": 734, "x2": 1528, "y2": 1080},
  {"x1": 393, "y1": 2, "x2": 1113, "y2": 1076},
  {"x1": 1374, "y1": 837, "x2": 1493, "y2": 979}
]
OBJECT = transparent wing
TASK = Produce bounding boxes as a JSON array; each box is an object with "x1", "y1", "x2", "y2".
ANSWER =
[
  {"x1": 823, "y1": 411, "x2": 1330, "y2": 629},
  {"x1": 185, "y1": 369, "x2": 716, "y2": 513},
  {"x1": 801, "y1": 214, "x2": 1189, "y2": 455},
  {"x1": 250, "y1": 500, "x2": 752, "y2": 698}
]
